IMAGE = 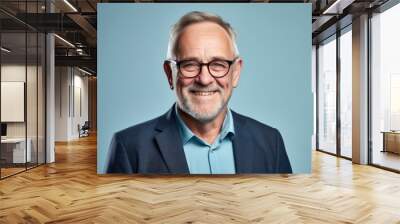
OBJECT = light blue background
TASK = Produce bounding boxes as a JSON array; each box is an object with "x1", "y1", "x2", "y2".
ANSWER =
[{"x1": 98, "y1": 3, "x2": 312, "y2": 174}]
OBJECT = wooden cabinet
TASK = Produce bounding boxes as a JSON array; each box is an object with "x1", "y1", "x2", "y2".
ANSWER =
[
  {"x1": 382, "y1": 132, "x2": 400, "y2": 154},
  {"x1": 0, "y1": 138, "x2": 32, "y2": 164}
]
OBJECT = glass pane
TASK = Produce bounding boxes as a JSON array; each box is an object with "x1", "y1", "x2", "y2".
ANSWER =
[
  {"x1": 371, "y1": 4, "x2": 400, "y2": 171},
  {"x1": 38, "y1": 33, "x2": 45, "y2": 165},
  {"x1": 1, "y1": 32, "x2": 27, "y2": 177},
  {"x1": 318, "y1": 36, "x2": 337, "y2": 154},
  {"x1": 340, "y1": 28, "x2": 352, "y2": 158},
  {"x1": 27, "y1": 31, "x2": 38, "y2": 169},
  {"x1": 312, "y1": 46, "x2": 317, "y2": 150}
]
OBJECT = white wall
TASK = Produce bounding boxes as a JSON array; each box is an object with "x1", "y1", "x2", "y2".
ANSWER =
[
  {"x1": 1, "y1": 65, "x2": 40, "y2": 137},
  {"x1": 55, "y1": 67, "x2": 89, "y2": 141},
  {"x1": 1, "y1": 66, "x2": 26, "y2": 141},
  {"x1": 55, "y1": 66, "x2": 70, "y2": 141},
  {"x1": 70, "y1": 72, "x2": 89, "y2": 138},
  {"x1": 1, "y1": 63, "x2": 46, "y2": 163}
]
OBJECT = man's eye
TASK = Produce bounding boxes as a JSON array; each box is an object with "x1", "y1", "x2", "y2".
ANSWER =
[
  {"x1": 181, "y1": 62, "x2": 199, "y2": 70},
  {"x1": 210, "y1": 61, "x2": 228, "y2": 70},
  {"x1": 183, "y1": 62, "x2": 198, "y2": 66}
]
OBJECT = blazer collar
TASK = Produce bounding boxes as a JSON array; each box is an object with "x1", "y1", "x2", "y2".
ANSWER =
[
  {"x1": 154, "y1": 104, "x2": 256, "y2": 174},
  {"x1": 230, "y1": 111, "x2": 255, "y2": 173},
  {"x1": 154, "y1": 105, "x2": 190, "y2": 174}
]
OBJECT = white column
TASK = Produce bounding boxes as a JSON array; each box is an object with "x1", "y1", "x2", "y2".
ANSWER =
[
  {"x1": 352, "y1": 14, "x2": 369, "y2": 164},
  {"x1": 45, "y1": 1, "x2": 55, "y2": 163},
  {"x1": 46, "y1": 33, "x2": 55, "y2": 163}
]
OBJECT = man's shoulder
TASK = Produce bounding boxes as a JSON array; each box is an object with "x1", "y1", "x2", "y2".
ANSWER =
[
  {"x1": 231, "y1": 110, "x2": 280, "y2": 135},
  {"x1": 231, "y1": 110, "x2": 291, "y2": 173},
  {"x1": 113, "y1": 115, "x2": 163, "y2": 140}
]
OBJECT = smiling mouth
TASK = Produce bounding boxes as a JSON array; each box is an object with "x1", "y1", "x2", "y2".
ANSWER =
[{"x1": 190, "y1": 91, "x2": 218, "y2": 96}]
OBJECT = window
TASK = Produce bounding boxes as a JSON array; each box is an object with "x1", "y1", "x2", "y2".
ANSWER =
[
  {"x1": 339, "y1": 27, "x2": 352, "y2": 158},
  {"x1": 371, "y1": 2, "x2": 400, "y2": 171},
  {"x1": 317, "y1": 35, "x2": 337, "y2": 154},
  {"x1": 0, "y1": 1, "x2": 47, "y2": 179}
]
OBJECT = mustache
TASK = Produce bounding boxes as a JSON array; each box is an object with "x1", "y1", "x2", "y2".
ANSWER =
[{"x1": 187, "y1": 84, "x2": 222, "y2": 92}]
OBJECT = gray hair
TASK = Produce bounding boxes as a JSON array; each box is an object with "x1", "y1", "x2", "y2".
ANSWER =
[{"x1": 166, "y1": 11, "x2": 240, "y2": 59}]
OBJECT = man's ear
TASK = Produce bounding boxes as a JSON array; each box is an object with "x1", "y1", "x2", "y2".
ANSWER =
[
  {"x1": 232, "y1": 58, "x2": 243, "y2": 88},
  {"x1": 163, "y1": 61, "x2": 174, "y2": 89}
]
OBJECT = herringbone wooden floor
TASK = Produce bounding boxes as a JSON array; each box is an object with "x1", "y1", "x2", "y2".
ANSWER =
[{"x1": 1, "y1": 134, "x2": 400, "y2": 224}]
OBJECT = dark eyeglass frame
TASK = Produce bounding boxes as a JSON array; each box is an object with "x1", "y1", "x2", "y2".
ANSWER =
[{"x1": 166, "y1": 57, "x2": 239, "y2": 78}]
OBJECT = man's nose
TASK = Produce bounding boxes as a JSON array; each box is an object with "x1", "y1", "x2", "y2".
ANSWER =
[{"x1": 195, "y1": 64, "x2": 214, "y2": 86}]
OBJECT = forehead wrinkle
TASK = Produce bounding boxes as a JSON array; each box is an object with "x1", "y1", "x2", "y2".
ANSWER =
[
  {"x1": 177, "y1": 22, "x2": 235, "y2": 60},
  {"x1": 180, "y1": 43, "x2": 233, "y2": 60}
]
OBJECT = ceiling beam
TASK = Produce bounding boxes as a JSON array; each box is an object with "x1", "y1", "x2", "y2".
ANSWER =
[
  {"x1": 67, "y1": 13, "x2": 97, "y2": 46},
  {"x1": 55, "y1": 55, "x2": 96, "y2": 72},
  {"x1": 323, "y1": 0, "x2": 356, "y2": 14}
]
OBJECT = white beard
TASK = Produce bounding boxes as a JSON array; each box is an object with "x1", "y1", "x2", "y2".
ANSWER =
[
  {"x1": 176, "y1": 84, "x2": 229, "y2": 123},
  {"x1": 178, "y1": 94, "x2": 226, "y2": 123}
]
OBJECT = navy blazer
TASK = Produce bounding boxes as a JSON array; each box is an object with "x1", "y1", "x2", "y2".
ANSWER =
[{"x1": 106, "y1": 105, "x2": 292, "y2": 174}]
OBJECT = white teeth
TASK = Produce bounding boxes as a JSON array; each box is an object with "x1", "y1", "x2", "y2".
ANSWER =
[{"x1": 193, "y1": 91, "x2": 215, "y2": 96}]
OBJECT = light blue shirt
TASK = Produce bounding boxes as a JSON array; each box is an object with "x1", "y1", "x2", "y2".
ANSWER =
[{"x1": 175, "y1": 106, "x2": 236, "y2": 174}]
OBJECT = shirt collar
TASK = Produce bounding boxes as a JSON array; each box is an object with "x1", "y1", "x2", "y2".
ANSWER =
[{"x1": 175, "y1": 104, "x2": 235, "y2": 145}]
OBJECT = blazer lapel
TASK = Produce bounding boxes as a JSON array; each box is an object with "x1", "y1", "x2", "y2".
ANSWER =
[
  {"x1": 232, "y1": 111, "x2": 255, "y2": 173},
  {"x1": 154, "y1": 106, "x2": 189, "y2": 174}
]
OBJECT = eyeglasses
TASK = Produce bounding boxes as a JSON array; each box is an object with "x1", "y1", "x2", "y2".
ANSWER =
[{"x1": 167, "y1": 57, "x2": 238, "y2": 78}]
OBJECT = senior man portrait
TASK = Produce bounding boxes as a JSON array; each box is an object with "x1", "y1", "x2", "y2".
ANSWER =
[{"x1": 105, "y1": 11, "x2": 292, "y2": 174}]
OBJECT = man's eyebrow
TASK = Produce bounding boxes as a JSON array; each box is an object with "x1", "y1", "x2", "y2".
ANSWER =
[
  {"x1": 179, "y1": 57, "x2": 201, "y2": 61},
  {"x1": 209, "y1": 56, "x2": 231, "y2": 61},
  {"x1": 179, "y1": 56, "x2": 231, "y2": 62}
]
